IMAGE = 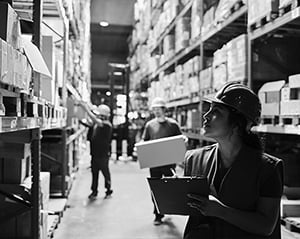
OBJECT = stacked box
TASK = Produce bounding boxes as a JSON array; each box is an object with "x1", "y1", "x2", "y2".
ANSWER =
[
  {"x1": 279, "y1": 0, "x2": 293, "y2": 8},
  {"x1": 202, "y1": 6, "x2": 216, "y2": 36},
  {"x1": 227, "y1": 34, "x2": 247, "y2": 83},
  {"x1": 187, "y1": 109, "x2": 201, "y2": 129},
  {"x1": 200, "y1": 67, "x2": 213, "y2": 91},
  {"x1": 191, "y1": 0, "x2": 201, "y2": 41},
  {"x1": 0, "y1": 39, "x2": 8, "y2": 84},
  {"x1": 0, "y1": 2, "x2": 22, "y2": 50},
  {"x1": 213, "y1": 45, "x2": 227, "y2": 90},
  {"x1": 248, "y1": 0, "x2": 279, "y2": 26},
  {"x1": 40, "y1": 172, "x2": 50, "y2": 239},
  {"x1": 175, "y1": 17, "x2": 191, "y2": 52},
  {"x1": 163, "y1": 34, "x2": 175, "y2": 60},
  {"x1": 193, "y1": 55, "x2": 201, "y2": 74},
  {"x1": 214, "y1": 0, "x2": 233, "y2": 23},
  {"x1": 280, "y1": 74, "x2": 300, "y2": 115},
  {"x1": 258, "y1": 80, "x2": 285, "y2": 117}
]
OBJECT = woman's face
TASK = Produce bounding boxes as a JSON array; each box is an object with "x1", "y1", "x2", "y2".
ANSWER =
[{"x1": 202, "y1": 103, "x2": 234, "y2": 139}]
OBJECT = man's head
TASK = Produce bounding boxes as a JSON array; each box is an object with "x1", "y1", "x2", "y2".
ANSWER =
[
  {"x1": 151, "y1": 97, "x2": 166, "y2": 120},
  {"x1": 93, "y1": 104, "x2": 110, "y2": 120}
]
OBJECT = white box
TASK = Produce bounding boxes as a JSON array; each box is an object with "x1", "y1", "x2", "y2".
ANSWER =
[{"x1": 135, "y1": 135, "x2": 186, "y2": 169}]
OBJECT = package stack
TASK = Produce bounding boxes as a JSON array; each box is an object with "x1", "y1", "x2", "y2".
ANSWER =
[
  {"x1": 199, "y1": 67, "x2": 213, "y2": 93},
  {"x1": 258, "y1": 80, "x2": 285, "y2": 120},
  {"x1": 0, "y1": 3, "x2": 31, "y2": 94},
  {"x1": 186, "y1": 109, "x2": 201, "y2": 129},
  {"x1": 212, "y1": 45, "x2": 227, "y2": 91},
  {"x1": 163, "y1": 34, "x2": 175, "y2": 61},
  {"x1": 41, "y1": 36, "x2": 56, "y2": 104},
  {"x1": 248, "y1": 0, "x2": 279, "y2": 26},
  {"x1": 40, "y1": 172, "x2": 50, "y2": 239},
  {"x1": 175, "y1": 17, "x2": 191, "y2": 52},
  {"x1": 191, "y1": 0, "x2": 201, "y2": 41},
  {"x1": 227, "y1": 34, "x2": 247, "y2": 83},
  {"x1": 202, "y1": 6, "x2": 216, "y2": 37},
  {"x1": 214, "y1": 0, "x2": 232, "y2": 23},
  {"x1": 280, "y1": 74, "x2": 300, "y2": 117},
  {"x1": 279, "y1": 0, "x2": 293, "y2": 8}
]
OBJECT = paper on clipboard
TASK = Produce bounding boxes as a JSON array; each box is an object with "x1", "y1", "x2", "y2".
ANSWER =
[
  {"x1": 135, "y1": 135, "x2": 186, "y2": 169},
  {"x1": 147, "y1": 177, "x2": 209, "y2": 216}
]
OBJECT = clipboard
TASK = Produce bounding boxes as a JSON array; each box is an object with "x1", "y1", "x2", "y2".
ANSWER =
[{"x1": 147, "y1": 177, "x2": 209, "y2": 216}]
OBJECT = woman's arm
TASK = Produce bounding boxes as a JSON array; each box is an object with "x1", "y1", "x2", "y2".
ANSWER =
[
  {"x1": 188, "y1": 194, "x2": 280, "y2": 236},
  {"x1": 79, "y1": 102, "x2": 103, "y2": 126}
]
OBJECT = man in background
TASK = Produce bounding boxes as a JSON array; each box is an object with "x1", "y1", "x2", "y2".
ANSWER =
[
  {"x1": 142, "y1": 97, "x2": 184, "y2": 225},
  {"x1": 79, "y1": 102, "x2": 113, "y2": 199}
]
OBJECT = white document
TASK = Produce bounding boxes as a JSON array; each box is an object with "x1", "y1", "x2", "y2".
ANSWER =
[{"x1": 135, "y1": 135, "x2": 186, "y2": 169}]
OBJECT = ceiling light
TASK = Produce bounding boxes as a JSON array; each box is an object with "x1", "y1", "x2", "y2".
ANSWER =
[
  {"x1": 99, "y1": 21, "x2": 109, "y2": 27},
  {"x1": 106, "y1": 91, "x2": 111, "y2": 96}
]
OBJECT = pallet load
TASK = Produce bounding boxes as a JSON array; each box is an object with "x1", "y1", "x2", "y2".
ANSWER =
[
  {"x1": 212, "y1": 45, "x2": 227, "y2": 91},
  {"x1": 280, "y1": 74, "x2": 300, "y2": 125},
  {"x1": 175, "y1": 16, "x2": 191, "y2": 53},
  {"x1": 248, "y1": 0, "x2": 279, "y2": 27},
  {"x1": 191, "y1": 0, "x2": 201, "y2": 41},
  {"x1": 202, "y1": 6, "x2": 216, "y2": 36},
  {"x1": 227, "y1": 34, "x2": 247, "y2": 83},
  {"x1": 258, "y1": 80, "x2": 285, "y2": 124},
  {"x1": 199, "y1": 67, "x2": 213, "y2": 95}
]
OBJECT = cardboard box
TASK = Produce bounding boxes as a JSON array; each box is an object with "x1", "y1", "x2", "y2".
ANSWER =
[
  {"x1": 227, "y1": 34, "x2": 247, "y2": 82},
  {"x1": 135, "y1": 135, "x2": 186, "y2": 169},
  {"x1": 258, "y1": 80, "x2": 285, "y2": 116},
  {"x1": 0, "y1": 2, "x2": 21, "y2": 49},
  {"x1": 0, "y1": 38, "x2": 8, "y2": 83},
  {"x1": 200, "y1": 67, "x2": 213, "y2": 90},
  {"x1": 281, "y1": 199, "x2": 300, "y2": 217}
]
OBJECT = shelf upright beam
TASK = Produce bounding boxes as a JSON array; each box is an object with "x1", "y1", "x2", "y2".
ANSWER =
[
  {"x1": 247, "y1": 26, "x2": 252, "y2": 89},
  {"x1": 31, "y1": 128, "x2": 41, "y2": 239},
  {"x1": 61, "y1": 128, "x2": 68, "y2": 197},
  {"x1": 62, "y1": 19, "x2": 69, "y2": 107},
  {"x1": 32, "y1": 0, "x2": 43, "y2": 98}
]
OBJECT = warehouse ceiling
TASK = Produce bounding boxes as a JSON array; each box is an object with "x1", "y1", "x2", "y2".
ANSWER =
[{"x1": 90, "y1": 0, "x2": 134, "y2": 103}]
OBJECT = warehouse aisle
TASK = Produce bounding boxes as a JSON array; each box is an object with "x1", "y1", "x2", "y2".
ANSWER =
[
  {"x1": 53, "y1": 154, "x2": 299, "y2": 239},
  {"x1": 53, "y1": 156, "x2": 187, "y2": 239}
]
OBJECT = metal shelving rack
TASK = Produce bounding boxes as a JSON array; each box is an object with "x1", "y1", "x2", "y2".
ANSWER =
[
  {"x1": 129, "y1": 0, "x2": 300, "y2": 140},
  {"x1": 0, "y1": 0, "x2": 89, "y2": 237}
]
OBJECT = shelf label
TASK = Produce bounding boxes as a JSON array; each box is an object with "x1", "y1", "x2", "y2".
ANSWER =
[{"x1": 292, "y1": 8, "x2": 300, "y2": 19}]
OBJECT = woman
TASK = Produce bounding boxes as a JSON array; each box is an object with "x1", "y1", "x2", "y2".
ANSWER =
[{"x1": 184, "y1": 82, "x2": 283, "y2": 239}]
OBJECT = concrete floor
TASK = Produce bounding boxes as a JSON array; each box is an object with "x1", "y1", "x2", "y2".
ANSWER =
[
  {"x1": 53, "y1": 157, "x2": 187, "y2": 239},
  {"x1": 53, "y1": 155, "x2": 299, "y2": 239}
]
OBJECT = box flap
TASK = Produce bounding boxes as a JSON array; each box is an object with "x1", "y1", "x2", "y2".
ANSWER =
[
  {"x1": 23, "y1": 40, "x2": 51, "y2": 77},
  {"x1": 258, "y1": 80, "x2": 286, "y2": 93}
]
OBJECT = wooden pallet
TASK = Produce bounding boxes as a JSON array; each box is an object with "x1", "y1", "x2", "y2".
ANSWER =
[
  {"x1": 280, "y1": 115, "x2": 300, "y2": 125},
  {"x1": 260, "y1": 115, "x2": 280, "y2": 125},
  {"x1": 200, "y1": 88, "x2": 216, "y2": 97},
  {"x1": 282, "y1": 217, "x2": 300, "y2": 233},
  {"x1": 279, "y1": 0, "x2": 300, "y2": 17},
  {"x1": 249, "y1": 12, "x2": 278, "y2": 31}
]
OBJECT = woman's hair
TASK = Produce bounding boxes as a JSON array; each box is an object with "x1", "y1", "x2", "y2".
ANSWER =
[{"x1": 228, "y1": 108, "x2": 264, "y2": 152}]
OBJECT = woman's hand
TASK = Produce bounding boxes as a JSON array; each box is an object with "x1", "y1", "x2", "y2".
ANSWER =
[{"x1": 187, "y1": 194, "x2": 224, "y2": 217}]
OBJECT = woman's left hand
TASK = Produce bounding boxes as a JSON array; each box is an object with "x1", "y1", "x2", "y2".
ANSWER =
[{"x1": 187, "y1": 194, "x2": 224, "y2": 217}]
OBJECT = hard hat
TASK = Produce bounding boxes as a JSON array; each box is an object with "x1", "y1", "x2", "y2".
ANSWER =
[
  {"x1": 204, "y1": 82, "x2": 261, "y2": 125},
  {"x1": 95, "y1": 104, "x2": 110, "y2": 117},
  {"x1": 151, "y1": 97, "x2": 166, "y2": 108}
]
